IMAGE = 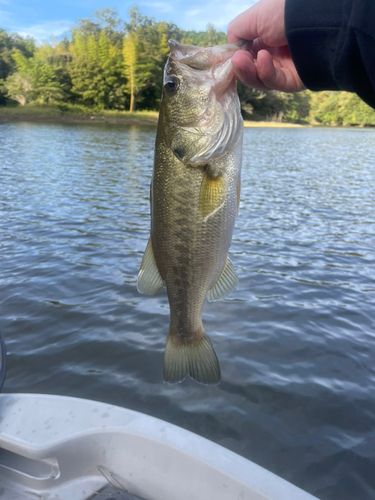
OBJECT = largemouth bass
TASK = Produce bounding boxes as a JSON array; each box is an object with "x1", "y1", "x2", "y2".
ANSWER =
[{"x1": 137, "y1": 40, "x2": 243, "y2": 385}]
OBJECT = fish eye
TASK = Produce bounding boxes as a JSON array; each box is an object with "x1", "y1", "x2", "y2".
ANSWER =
[{"x1": 164, "y1": 76, "x2": 180, "y2": 94}]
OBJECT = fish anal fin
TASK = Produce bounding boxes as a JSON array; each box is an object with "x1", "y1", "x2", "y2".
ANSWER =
[
  {"x1": 199, "y1": 170, "x2": 225, "y2": 218},
  {"x1": 163, "y1": 330, "x2": 221, "y2": 385},
  {"x1": 207, "y1": 257, "x2": 238, "y2": 302},
  {"x1": 137, "y1": 238, "x2": 165, "y2": 295}
]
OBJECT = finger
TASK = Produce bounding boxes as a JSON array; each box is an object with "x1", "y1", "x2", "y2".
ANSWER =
[
  {"x1": 248, "y1": 41, "x2": 284, "y2": 69},
  {"x1": 227, "y1": 4, "x2": 260, "y2": 44},
  {"x1": 227, "y1": 0, "x2": 287, "y2": 47},
  {"x1": 231, "y1": 50, "x2": 271, "y2": 91},
  {"x1": 256, "y1": 49, "x2": 304, "y2": 92},
  {"x1": 252, "y1": 37, "x2": 271, "y2": 55}
]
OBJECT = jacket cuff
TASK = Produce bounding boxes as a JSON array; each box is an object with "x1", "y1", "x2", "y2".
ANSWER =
[{"x1": 285, "y1": 0, "x2": 345, "y2": 91}]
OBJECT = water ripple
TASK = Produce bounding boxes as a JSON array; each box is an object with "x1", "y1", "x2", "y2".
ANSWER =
[{"x1": 1, "y1": 123, "x2": 375, "y2": 499}]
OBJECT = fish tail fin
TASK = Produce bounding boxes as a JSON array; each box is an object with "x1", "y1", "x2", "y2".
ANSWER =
[{"x1": 163, "y1": 329, "x2": 221, "y2": 385}]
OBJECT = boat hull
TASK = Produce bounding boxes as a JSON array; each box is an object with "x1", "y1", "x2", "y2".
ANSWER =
[{"x1": 0, "y1": 394, "x2": 317, "y2": 500}]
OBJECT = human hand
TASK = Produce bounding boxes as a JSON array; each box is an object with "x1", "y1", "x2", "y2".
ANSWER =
[{"x1": 227, "y1": 0, "x2": 306, "y2": 92}]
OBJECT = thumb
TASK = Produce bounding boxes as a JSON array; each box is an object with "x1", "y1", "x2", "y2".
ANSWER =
[{"x1": 227, "y1": 0, "x2": 287, "y2": 47}]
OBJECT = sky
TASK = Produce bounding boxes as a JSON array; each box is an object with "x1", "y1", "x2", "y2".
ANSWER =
[{"x1": 0, "y1": 0, "x2": 256, "y2": 42}]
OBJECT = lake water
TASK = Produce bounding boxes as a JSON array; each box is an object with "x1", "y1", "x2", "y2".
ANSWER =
[{"x1": 1, "y1": 122, "x2": 375, "y2": 499}]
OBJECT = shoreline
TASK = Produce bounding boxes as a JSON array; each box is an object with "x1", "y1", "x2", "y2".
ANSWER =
[
  {"x1": 0, "y1": 109, "x2": 159, "y2": 126},
  {"x1": 0, "y1": 109, "x2": 302, "y2": 127},
  {"x1": 0, "y1": 115, "x2": 159, "y2": 125},
  {"x1": 1, "y1": 107, "x2": 373, "y2": 128},
  {"x1": 243, "y1": 121, "x2": 307, "y2": 128},
  {"x1": 0, "y1": 113, "x2": 309, "y2": 127}
]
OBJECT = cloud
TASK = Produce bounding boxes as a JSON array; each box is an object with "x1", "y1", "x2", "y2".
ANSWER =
[
  {"x1": 140, "y1": 1, "x2": 174, "y2": 13},
  {"x1": 179, "y1": 0, "x2": 256, "y2": 31},
  {"x1": 0, "y1": 9, "x2": 10, "y2": 23},
  {"x1": 186, "y1": 9, "x2": 202, "y2": 17},
  {"x1": 14, "y1": 20, "x2": 73, "y2": 41},
  {"x1": 0, "y1": 0, "x2": 10, "y2": 4}
]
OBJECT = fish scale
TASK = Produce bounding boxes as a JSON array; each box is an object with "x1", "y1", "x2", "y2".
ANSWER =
[{"x1": 137, "y1": 40, "x2": 243, "y2": 384}]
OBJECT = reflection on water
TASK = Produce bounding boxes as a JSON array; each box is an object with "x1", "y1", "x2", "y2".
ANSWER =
[{"x1": 1, "y1": 123, "x2": 375, "y2": 499}]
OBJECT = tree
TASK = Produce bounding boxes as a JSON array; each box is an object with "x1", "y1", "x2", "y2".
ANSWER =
[
  {"x1": 123, "y1": 8, "x2": 160, "y2": 111},
  {"x1": 3, "y1": 50, "x2": 66, "y2": 105},
  {"x1": 157, "y1": 21, "x2": 170, "y2": 57},
  {"x1": 2, "y1": 72, "x2": 33, "y2": 105},
  {"x1": 309, "y1": 91, "x2": 375, "y2": 125},
  {"x1": 309, "y1": 91, "x2": 340, "y2": 124},
  {"x1": 2, "y1": 10, "x2": 374, "y2": 123},
  {"x1": 0, "y1": 29, "x2": 36, "y2": 104},
  {"x1": 340, "y1": 93, "x2": 375, "y2": 125},
  {"x1": 124, "y1": 6, "x2": 150, "y2": 34},
  {"x1": 284, "y1": 91, "x2": 311, "y2": 123},
  {"x1": 68, "y1": 25, "x2": 125, "y2": 109},
  {"x1": 123, "y1": 31, "x2": 138, "y2": 111},
  {"x1": 204, "y1": 24, "x2": 220, "y2": 47},
  {"x1": 30, "y1": 63, "x2": 66, "y2": 104},
  {"x1": 237, "y1": 83, "x2": 311, "y2": 123},
  {"x1": 94, "y1": 7, "x2": 121, "y2": 32}
]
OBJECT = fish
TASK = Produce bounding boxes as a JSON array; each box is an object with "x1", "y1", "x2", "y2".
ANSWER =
[{"x1": 137, "y1": 39, "x2": 243, "y2": 385}]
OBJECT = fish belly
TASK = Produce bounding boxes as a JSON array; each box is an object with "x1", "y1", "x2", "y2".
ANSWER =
[{"x1": 150, "y1": 135, "x2": 241, "y2": 384}]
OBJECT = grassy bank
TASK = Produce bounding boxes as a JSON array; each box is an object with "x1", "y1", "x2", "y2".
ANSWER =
[
  {"x1": 3, "y1": 105, "x2": 369, "y2": 128},
  {"x1": 0, "y1": 104, "x2": 159, "y2": 125},
  {"x1": 1, "y1": 105, "x2": 312, "y2": 127},
  {"x1": 243, "y1": 121, "x2": 307, "y2": 128}
]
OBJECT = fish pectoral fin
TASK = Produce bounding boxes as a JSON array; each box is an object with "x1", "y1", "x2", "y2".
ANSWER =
[
  {"x1": 199, "y1": 170, "x2": 226, "y2": 218},
  {"x1": 137, "y1": 238, "x2": 165, "y2": 295},
  {"x1": 207, "y1": 257, "x2": 238, "y2": 302}
]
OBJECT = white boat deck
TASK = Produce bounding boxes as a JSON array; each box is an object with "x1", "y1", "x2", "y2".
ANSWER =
[{"x1": 0, "y1": 393, "x2": 318, "y2": 500}]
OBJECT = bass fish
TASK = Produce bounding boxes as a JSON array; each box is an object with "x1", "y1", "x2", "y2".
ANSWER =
[{"x1": 137, "y1": 40, "x2": 243, "y2": 385}]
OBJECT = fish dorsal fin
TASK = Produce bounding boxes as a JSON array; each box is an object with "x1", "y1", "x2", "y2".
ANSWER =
[
  {"x1": 137, "y1": 238, "x2": 165, "y2": 295},
  {"x1": 207, "y1": 257, "x2": 238, "y2": 302}
]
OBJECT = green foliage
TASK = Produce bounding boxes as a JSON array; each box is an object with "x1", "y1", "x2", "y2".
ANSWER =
[
  {"x1": 123, "y1": 31, "x2": 138, "y2": 111},
  {"x1": 1, "y1": 9, "x2": 374, "y2": 124},
  {"x1": 0, "y1": 28, "x2": 36, "y2": 104},
  {"x1": 309, "y1": 91, "x2": 375, "y2": 125},
  {"x1": 0, "y1": 102, "x2": 159, "y2": 121},
  {"x1": 238, "y1": 84, "x2": 310, "y2": 123},
  {"x1": 3, "y1": 50, "x2": 66, "y2": 105},
  {"x1": 69, "y1": 16, "x2": 125, "y2": 109},
  {"x1": 203, "y1": 24, "x2": 226, "y2": 47},
  {"x1": 31, "y1": 63, "x2": 67, "y2": 104},
  {"x1": 124, "y1": 7, "x2": 172, "y2": 110},
  {"x1": 2, "y1": 72, "x2": 33, "y2": 105},
  {"x1": 283, "y1": 91, "x2": 311, "y2": 123}
]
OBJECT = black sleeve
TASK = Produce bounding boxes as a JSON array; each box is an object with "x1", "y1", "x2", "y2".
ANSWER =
[{"x1": 285, "y1": 0, "x2": 375, "y2": 109}]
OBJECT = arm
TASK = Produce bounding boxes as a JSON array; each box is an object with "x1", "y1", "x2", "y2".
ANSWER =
[
  {"x1": 286, "y1": 0, "x2": 375, "y2": 108},
  {"x1": 227, "y1": 0, "x2": 375, "y2": 108}
]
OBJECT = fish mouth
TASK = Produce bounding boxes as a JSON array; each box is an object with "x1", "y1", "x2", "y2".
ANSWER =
[
  {"x1": 164, "y1": 40, "x2": 244, "y2": 165},
  {"x1": 168, "y1": 39, "x2": 247, "y2": 71},
  {"x1": 166, "y1": 39, "x2": 247, "y2": 97}
]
